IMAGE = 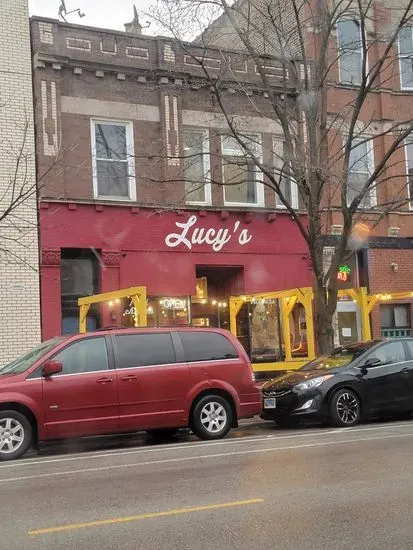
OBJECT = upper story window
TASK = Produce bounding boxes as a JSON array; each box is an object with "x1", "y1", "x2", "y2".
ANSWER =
[
  {"x1": 399, "y1": 27, "x2": 413, "y2": 90},
  {"x1": 273, "y1": 139, "x2": 298, "y2": 209},
  {"x1": 221, "y1": 135, "x2": 264, "y2": 206},
  {"x1": 337, "y1": 19, "x2": 363, "y2": 85},
  {"x1": 182, "y1": 128, "x2": 211, "y2": 205},
  {"x1": 91, "y1": 120, "x2": 136, "y2": 200},
  {"x1": 405, "y1": 139, "x2": 413, "y2": 209},
  {"x1": 347, "y1": 138, "x2": 376, "y2": 208}
]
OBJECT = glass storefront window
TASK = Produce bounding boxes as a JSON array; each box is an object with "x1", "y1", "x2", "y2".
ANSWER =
[
  {"x1": 158, "y1": 297, "x2": 190, "y2": 326},
  {"x1": 122, "y1": 296, "x2": 190, "y2": 327},
  {"x1": 250, "y1": 299, "x2": 282, "y2": 362}
]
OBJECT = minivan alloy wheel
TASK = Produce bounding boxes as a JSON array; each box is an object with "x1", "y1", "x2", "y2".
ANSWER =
[
  {"x1": 200, "y1": 402, "x2": 227, "y2": 433},
  {"x1": 0, "y1": 418, "x2": 25, "y2": 454},
  {"x1": 336, "y1": 392, "x2": 359, "y2": 424},
  {"x1": 191, "y1": 394, "x2": 232, "y2": 440}
]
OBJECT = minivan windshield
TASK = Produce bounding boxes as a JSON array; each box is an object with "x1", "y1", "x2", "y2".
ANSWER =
[
  {"x1": 300, "y1": 341, "x2": 379, "y2": 371},
  {"x1": 0, "y1": 337, "x2": 65, "y2": 376}
]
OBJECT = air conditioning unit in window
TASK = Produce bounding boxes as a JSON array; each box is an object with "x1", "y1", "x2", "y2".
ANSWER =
[
  {"x1": 388, "y1": 227, "x2": 400, "y2": 237},
  {"x1": 331, "y1": 224, "x2": 343, "y2": 235}
]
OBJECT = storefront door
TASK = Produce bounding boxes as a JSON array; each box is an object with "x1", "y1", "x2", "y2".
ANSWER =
[{"x1": 334, "y1": 302, "x2": 361, "y2": 346}]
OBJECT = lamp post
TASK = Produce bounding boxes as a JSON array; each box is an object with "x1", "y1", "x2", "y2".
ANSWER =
[{"x1": 217, "y1": 301, "x2": 227, "y2": 328}]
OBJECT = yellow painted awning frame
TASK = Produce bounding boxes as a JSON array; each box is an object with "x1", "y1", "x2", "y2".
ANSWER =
[
  {"x1": 78, "y1": 286, "x2": 147, "y2": 333},
  {"x1": 230, "y1": 286, "x2": 410, "y2": 364}
]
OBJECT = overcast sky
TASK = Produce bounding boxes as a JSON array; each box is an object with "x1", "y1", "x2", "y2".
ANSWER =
[{"x1": 28, "y1": 0, "x2": 154, "y2": 32}]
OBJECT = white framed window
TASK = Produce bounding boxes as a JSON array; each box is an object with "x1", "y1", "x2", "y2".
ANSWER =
[
  {"x1": 337, "y1": 19, "x2": 363, "y2": 85},
  {"x1": 221, "y1": 135, "x2": 264, "y2": 207},
  {"x1": 347, "y1": 137, "x2": 376, "y2": 208},
  {"x1": 399, "y1": 27, "x2": 413, "y2": 90},
  {"x1": 91, "y1": 120, "x2": 136, "y2": 200},
  {"x1": 404, "y1": 139, "x2": 413, "y2": 209},
  {"x1": 182, "y1": 128, "x2": 211, "y2": 205},
  {"x1": 273, "y1": 139, "x2": 298, "y2": 209}
]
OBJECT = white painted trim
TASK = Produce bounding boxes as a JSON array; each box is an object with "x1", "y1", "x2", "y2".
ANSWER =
[
  {"x1": 404, "y1": 139, "x2": 413, "y2": 210},
  {"x1": 336, "y1": 18, "x2": 365, "y2": 86},
  {"x1": 398, "y1": 27, "x2": 413, "y2": 91},
  {"x1": 91, "y1": 119, "x2": 136, "y2": 202},
  {"x1": 221, "y1": 134, "x2": 265, "y2": 208},
  {"x1": 345, "y1": 135, "x2": 376, "y2": 208},
  {"x1": 182, "y1": 127, "x2": 212, "y2": 206},
  {"x1": 273, "y1": 138, "x2": 298, "y2": 210}
]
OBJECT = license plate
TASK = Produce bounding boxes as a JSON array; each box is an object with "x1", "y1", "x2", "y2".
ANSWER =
[{"x1": 264, "y1": 397, "x2": 276, "y2": 409}]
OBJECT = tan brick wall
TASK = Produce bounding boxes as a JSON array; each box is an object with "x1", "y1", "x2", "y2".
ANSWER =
[{"x1": 0, "y1": 0, "x2": 41, "y2": 363}]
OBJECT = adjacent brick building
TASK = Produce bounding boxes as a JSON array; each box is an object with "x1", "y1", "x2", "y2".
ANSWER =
[
  {"x1": 0, "y1": 0, "x2": 41, "y2": 363},
  {"x1": 200, "y1": 0, "x2": 413, "y2": 341}
]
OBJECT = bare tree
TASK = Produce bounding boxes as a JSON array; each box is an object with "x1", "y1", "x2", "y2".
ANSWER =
[
  {"x1": 145, "y1": 0, "x2": 413, "y2": 353},
  {"x1": 0, "y1": 110, "x2": 59, "y2": 270}
]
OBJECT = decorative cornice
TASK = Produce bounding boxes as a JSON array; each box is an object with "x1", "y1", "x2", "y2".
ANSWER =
[
  {"x1": 42, "y1": 248, "x2": 61, "y2": 266},
  {"x1": 101, "y1": 250, "x2": 121, "y2": 267}
]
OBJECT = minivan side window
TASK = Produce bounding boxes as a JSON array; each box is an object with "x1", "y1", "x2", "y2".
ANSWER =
[
  {"x1": 53, "y1": 337, "x2": 109, "y2": 375},
  {"x1": 180, "y1": 332, "x2": 238, "y2": 362},
  {"x1": 115, "y1": 333, "x2": 177, "y2": 368}
]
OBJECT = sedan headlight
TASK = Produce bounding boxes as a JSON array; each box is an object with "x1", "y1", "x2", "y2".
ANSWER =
[{"x1": 295, "y1": 375, "x2": 332, "y2": 391}]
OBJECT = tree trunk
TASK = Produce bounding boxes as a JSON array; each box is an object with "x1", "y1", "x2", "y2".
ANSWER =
[{"x1": 313, "y1": 279, "x2": 335, "y2": 355}]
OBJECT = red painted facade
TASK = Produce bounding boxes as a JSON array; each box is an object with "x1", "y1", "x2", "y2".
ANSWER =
[{"x1": 40, "y1": 204, "x2": 311, "y2": 339}]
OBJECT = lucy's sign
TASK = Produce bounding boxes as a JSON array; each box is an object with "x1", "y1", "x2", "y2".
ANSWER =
[{"x1": 165, "y1": 215, "x2": 252, "y2": 252}]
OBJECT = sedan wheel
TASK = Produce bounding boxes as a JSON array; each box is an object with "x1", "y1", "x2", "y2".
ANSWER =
[
  {"x1": 329, "y1": 389, "x2": 361, "y2": 427},
  {"x1": 191, "y1": 395, "x2": 232, "y2": 440},
  {"x1": 0, "y1": 411, "x2": 32, "y2": 461}
]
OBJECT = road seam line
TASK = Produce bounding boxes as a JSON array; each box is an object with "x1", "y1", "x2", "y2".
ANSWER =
[
  {"x1": 9, "y1": 421, "x2": 411, "y2": 469},
  {"x1": 0, "y1": 430, "x2": 339, "y2": 469},
  {"x1": 4, "y1": 431, "x2": 413, "y2": 484}
]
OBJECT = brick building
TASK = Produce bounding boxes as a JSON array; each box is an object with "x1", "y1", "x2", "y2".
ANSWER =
[
  {"x1": 31, "y1": 15, "x2": 312, "y2": 360},
  {"x1": 0, "y1": 0, "x2": 41, "y2": 364},
  {"x1": 32, "y1": 1, "x2": 413, "y2": 354}
]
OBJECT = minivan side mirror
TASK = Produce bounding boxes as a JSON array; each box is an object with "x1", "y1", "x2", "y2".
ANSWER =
[
  {"x1": 42, "y1": 361, "x2": 63, "y2": 377},
  {"x1": 363, "y1": 357, "x2": 382, "y2": 368}
]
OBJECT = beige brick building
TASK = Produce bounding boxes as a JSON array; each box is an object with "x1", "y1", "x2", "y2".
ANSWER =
[{"x1": 0, "y1": 0, "x2": 41, "y2": 363}]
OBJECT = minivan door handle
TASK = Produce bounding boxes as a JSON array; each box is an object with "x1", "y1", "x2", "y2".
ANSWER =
[
  {"x1": 120, "y1": 374, "x2": 137, "y2": 381},
  {"x1": 97, "y1": 377, "x2": 114, "y2": 384}
]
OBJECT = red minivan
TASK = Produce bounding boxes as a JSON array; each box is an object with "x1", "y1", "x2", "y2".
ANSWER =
[{"x1": 0, "y1": 327, "x2": 261, "y2": 460}]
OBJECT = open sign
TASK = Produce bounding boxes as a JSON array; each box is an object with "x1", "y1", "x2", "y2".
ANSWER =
[{"x1": 159, "y1": 298, "x2": 186, "y2": 310}]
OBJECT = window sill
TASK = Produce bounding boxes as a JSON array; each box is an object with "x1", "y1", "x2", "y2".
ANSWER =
[
  {"x1": 186, "y1": 201, "x2": 212, "y2": 207},
  {"x1": 275, "y1": 205, "x2": 298, "y2": 210},
  {"x1": 94, "y1": 195, "x2": 136, "y2": 202},
  {"x1": 337, "y1": 81, "x2": 362, "y2": 88},
  {"x1": 223, "y1": 202, "x2": 265, "y2": 208}
]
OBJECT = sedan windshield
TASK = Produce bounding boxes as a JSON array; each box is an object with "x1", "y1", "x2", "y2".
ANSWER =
[
  {"x1": 0, "y1": 337, "x2": 65, "y2": 375},
  {"x1": 300, "y1": 341, "x2": 379, "y2": 371}
]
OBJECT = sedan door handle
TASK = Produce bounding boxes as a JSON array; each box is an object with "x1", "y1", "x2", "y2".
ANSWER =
[
  {"x1": 97, "y1": 377, "x2": 114, "y2": 384},
  {"x1": 120, "y1": 374, "x2": 137, "y2": 381},
  {"x1": 401, "y1": 367, "x2": 410, "y2": 373}
]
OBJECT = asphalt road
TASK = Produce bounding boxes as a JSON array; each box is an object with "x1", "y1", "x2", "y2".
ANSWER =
[{"x1": 3, "y1": 420, "x2": 413, "y2": 549}]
